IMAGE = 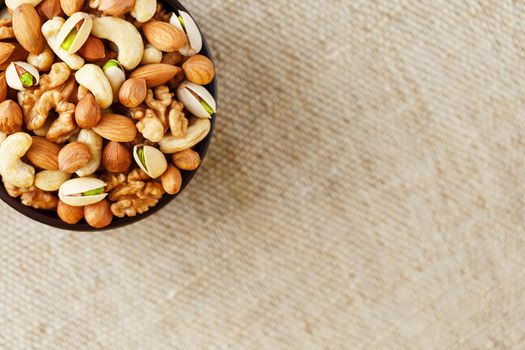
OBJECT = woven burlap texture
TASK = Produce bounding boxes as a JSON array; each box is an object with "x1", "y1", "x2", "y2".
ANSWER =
[{"x1": 1, "y1": 0, "x2": 524, "y2": 348}]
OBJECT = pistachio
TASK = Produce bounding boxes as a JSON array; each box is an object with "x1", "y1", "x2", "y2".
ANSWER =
[
  {"x1": 103, "y1": 59, "x2": 126, "y2": 102},
  {"x1": 133, "y1": 144, "x2": 167, "y2": 179},
  {"x1": 170, "y1": 11, "x2": 202, "y2": 56},
  {"x1": 176, "y1": 81, "x2": 216, "y2": 119},
  {"x1": 58, "y1": 177, "x2": 107, "y2": 207},
  {"x1": 56, "y1": 12, "x2": 93, "y2": 54},
  {"x1": 6, "y1": 61, "x2": 39, "y2": 90}
]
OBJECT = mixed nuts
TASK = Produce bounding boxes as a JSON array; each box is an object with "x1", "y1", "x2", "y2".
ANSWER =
[{"x1": 0, "y1": 0, "x2": 216, "y2": 228}]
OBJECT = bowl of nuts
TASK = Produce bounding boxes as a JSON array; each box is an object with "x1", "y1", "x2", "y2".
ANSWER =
[{"x1": 0, "y1": 0, "x2": 217, "y2": 230}]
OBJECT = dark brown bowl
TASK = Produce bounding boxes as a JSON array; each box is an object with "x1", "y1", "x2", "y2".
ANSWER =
[{"x1": 0, "y1": 0, "x2": 217, "y2": 231}]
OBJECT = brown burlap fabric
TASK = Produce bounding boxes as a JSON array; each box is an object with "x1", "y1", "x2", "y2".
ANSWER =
[{"x1": 1, "y1": 0, "x2": 524, "y2": 348}]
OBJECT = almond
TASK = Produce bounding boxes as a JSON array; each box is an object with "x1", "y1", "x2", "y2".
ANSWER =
[
  {"x1": 98, "y1": 0, "x2": 135, "y2": 16},
  {"x1": 58, "y1": 142, "x2": 91, "y2": 173},
  {"x1": 92, "y1": 114, "x2": 137, "y2": 142},
  {"x1": 0, "y1": 100, "x2": 22, "y2": 134},
  {"x1": 0, "y1": 43, "x2": 15, "y2": 66},
  {"x1": 37, "y1": 0, "x2": 63, "y2": 20},
  {"x1": 182, "y1": 55, "x2": 215, "y2": 85},
  {"x1": 75, "y1": 93, "x2": 101, "y2": 128},
  {"x1": 119, "y1": 78, "x2": 147, "y2": 108},
  {"x1": 0, "y1": 44, "x2": 29, "y2": 70},
  {"x1": 57, "y1": 200, "x2": 84, "y2": 224},
  {"x1": 0, "y1": 72, "x2": 7, "y2": 103},
  {"x1": 160, "y1": 164, "x2": 182, "y2": 195},
  {"x1": 78, "y1": 36, "x2": 106, "y2": 62},
  {"x1": 13, "y1": 4, "x2": 44, "y2": 55},
  {"x1": 60, "y1": 0, "x2": 84, "y2": 16},
  {"x1": 129, "y1": 64, "x2": 181, "y2": 88},
  {"x1": 102, "y1": 141, "x2": 131, "y2": 173},
  {"x1": 142, "y1": 20, "x2": 187, "y2": 53},
  {"x1": 26, "y1": 136, "x2": 61, "y2": 170}
]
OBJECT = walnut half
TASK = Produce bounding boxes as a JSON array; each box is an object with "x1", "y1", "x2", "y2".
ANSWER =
[
  {"x1": 101, "y1": 168, "x2": 165, "y2": 218},
  {"x1": 3, "y1": 179, "x2": 58, "y2": 210}
]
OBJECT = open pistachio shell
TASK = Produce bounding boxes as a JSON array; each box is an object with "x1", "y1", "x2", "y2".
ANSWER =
[
  {"x1": 6, "y1": 61, "x2": 40, "y2": 91},
  {"x1": 103, "y1": 60, "x2": 126, "y2": 102},
  {"x1": 55, "y1": 12, "x2": 93, "y2": 54},
  {"x1": 58, "y1": 177, "x2": 108, "y2": 207},
  {"x1": 133, "y1": 145, "x2": 168, "y2": 179},
  {"x1": 170, "y1": 11, "x2": 202, "y2": 56},
  {"x1": 177, "y1": 81, "x2": 216, "y2": 119}
]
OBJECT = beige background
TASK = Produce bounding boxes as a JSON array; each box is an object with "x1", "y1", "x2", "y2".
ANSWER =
[{"x1": 1, "y1": 0, "x2": 524, "y2": 349}]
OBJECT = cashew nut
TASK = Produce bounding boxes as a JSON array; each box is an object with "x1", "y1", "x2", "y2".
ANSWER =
[
  {"x1": 77, "y1": 85, "x2": 89, "y2": 102},
  {"x1": 131, "y1": 0, "x2": 156, "y2": 23},
  {"x1": 91, "y1": 17, "x2": 144, "y2": 70},
  {"x1": 75, "y1": 64, "x2": 113, "y2": 109},
  {"x1": 42, "y1": 17, "x2": 85, "y2": 70},
  {"x1": 76, "y1": 129, "x2": 103, "y2": 177},
  {"x1": 0, "y1": 132, "x2": 35, "y2": 188},
  {"x1": 35, "y1": 170, "x2": 70, "y2": 191},
  {"x1": 141, "y1": 44, "x2": 162, "y2": 65},
  {"x1": 27, "y1": 47, "x2": 55, "y2": 72},
  {"x1": 159, "y1": 118, "x2": 211, "y2": 154},
  {"x1": 6, "y1": 0, "x2": 42, "y2": 10}
]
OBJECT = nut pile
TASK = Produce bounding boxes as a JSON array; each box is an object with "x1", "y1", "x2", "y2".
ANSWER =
[{"x1": 0, "y1": 0, "x2": 216, "y2": 228}]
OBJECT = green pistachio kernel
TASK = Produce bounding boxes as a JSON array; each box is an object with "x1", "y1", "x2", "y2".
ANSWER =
[
  {"x1": 20, "y1": 72, "x2": 34, "y2": 87},
  {"x1": 200, "y1": 99, "x2": 214, "y2": 115},
  {"x1": 61, "y1": 28, "x2": 78, "y2": 51},
  {"x1": 103, "y1": 59, "x2": 122, "y2": 72},
  {"x1": 81, "y1": 187, "x2": 104, "y2": 196},
  {"x1": 178, "y1": 16, "x2": 186, "y2": 30},
  {"x1": 137, "y1": 147, "x2": 146, "y2": 167}
]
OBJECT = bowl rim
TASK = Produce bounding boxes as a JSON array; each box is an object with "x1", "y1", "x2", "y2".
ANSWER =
[{"x1": 0, "y1": 0, "x2": 217, "y2": 231}]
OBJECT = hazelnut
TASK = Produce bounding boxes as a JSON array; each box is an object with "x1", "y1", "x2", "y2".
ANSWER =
[
  {"x1": 182, "y1": 55, "x2": 215, "y2": 85},
  {"x1": 102, "y1": 141, "x2": 131, "y2": 173},
  {"x1": 172, "y1": 149, "x2": 201, "y2": 171},
  {"x1": 75, "y1": 93, "x2": 101, "y2": 128},
  {"x1": 84, "y1": 199, "x2": 113, "y2": 228},
  {"x1": 57, "y1": 200, "x2": 84, "y2": 224},
  {"x1": 98, "y1": 0, "x2": 134, "y2": 16}
]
